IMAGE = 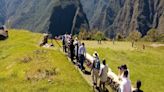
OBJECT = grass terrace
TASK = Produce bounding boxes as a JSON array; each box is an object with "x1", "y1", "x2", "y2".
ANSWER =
[
  {"x1": 0, "y1": 30, "x2": 91, "y2": 92},
  {"x1": 84, "y1": 41, "x2": 164, "y2": 92}
]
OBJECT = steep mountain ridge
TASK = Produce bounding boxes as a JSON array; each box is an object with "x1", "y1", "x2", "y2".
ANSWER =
[
  {"x1": 82, "y1": 0, "x2": 164, "y2": 37},
  {"x1": 81, "y1": 0, "x2": 125, "y2": 30},
  {"x1": 0, "y1": 0, "x2": 89, "y2": 36},
  {"x1": 0, "y1": 0, "x2": 163, "y2": 37},
  {"x1": 109, "y1": 0, "x2": 164, "y2": 36}
]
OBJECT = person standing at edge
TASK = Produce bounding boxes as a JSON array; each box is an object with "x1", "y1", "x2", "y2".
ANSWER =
[
  {"x1": 119, "y1": 70, "x2": 132, "y2": 92},
  {"x1": 133, "y1": 80, "x2": 143, "y2": 92},
  {"x1": 90, "y1": 52, "x2": 100, "y2": 87},
  {"x1": 78, "y1": 43, "x2": 86, "y2": 71},
  {"x1": 62, "y1": 34, "x2": 66, "y2": 52},
  {"x1": 74, "y1": 37, "x2": 79, "y2": 62},
  {"x1": 99, "y1": 60, "x2": 108, "y2": 91},
  {"x1": 70, "y1": 37, "x2": 75, "y2": 62}
]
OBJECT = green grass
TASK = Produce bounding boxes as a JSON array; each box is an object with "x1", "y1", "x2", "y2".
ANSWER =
[
  {"x1": 0, "y1": 29, "x2": 91, "y2": 92},
  {"x1": 84, "y1": 41, "x2": 164, "y2": 92}
]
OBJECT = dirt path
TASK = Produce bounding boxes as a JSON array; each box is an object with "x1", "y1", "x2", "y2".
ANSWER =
[
  {"x1": 54, "y1": 40, "x2": 114, "y2": 92},
  {"x1": 150, "y1": 43, "x2": 164, "y2": 47},
  {"x1": 59, "y1": 49, "x2": 114, "y2": 92}
]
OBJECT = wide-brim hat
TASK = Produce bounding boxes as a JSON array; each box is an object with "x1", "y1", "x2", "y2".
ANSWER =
[
  {"x1": 75, "y1": 37, "x2": 78, "y2": 40},
  {"x1": 43, "y1": 33, "x2": 48, "y2": 36},
  {"x1": 118, "y1": 64, "x2": 127, "y2": 70},
  {"x1": 93, "y1": 51, "x2": 99, "y2": 57}
]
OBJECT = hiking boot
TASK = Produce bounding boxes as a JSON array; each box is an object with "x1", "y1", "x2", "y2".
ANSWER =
[{"x1": 93, "y1": 83, "x2": 97, "y2": 86}]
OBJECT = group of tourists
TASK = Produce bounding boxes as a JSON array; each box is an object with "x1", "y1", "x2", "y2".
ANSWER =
[
  {"x1": 91, "y1": 52, "x2": 108, "y2": 91},
  {"x1": 0, "y1": 25, "x2": 8, "y2": 40},
  {"x1": 91, "y1": 53, "x2": 143, "y2": 92},
  {"x1": 39, "y1": 33, "x2": 54, "y2": 47},
  {"x1": 61, "y1": 34, "x2": 143, "y2": 92},
  {"x1": 117, "y1": 64, "x2": 143, "y2": 92},
  {"x1": 62, "y1": 34, "x2": 109, "y2": 91},
  {"x1": 62, "y1": 34, "x2": 86, "y2": 70}
]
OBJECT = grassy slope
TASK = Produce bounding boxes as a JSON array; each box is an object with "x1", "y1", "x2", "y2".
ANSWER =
[
  {"x1": 84, "y1": 41, "x2": 164, "y2": 92},
  {"x1": 0, "y1": 30, "x2": 91, "y2": 92}
]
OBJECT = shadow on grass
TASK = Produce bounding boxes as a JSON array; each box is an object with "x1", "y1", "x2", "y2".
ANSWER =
[
  {"x1": 83, "y1": 70, "x2": 91, "y2": 75},
  {"x1": 93, "y1": 86, "x2": 109, "y2": 92}
]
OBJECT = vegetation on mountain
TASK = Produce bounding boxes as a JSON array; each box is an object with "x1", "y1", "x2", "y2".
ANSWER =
[
  {"x1": 78, "y1": 28, "x2": 106, "y2": 41},
  {"x1": 127, "y1": 31, "x2": 142, "y2": 42}
]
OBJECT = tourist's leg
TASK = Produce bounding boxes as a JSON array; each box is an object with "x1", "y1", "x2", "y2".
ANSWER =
[
  {"x1": 81, "y1": 55, "x2": 84, "y2": 70},
  {"x1": 103, "y1": 82, "x2": 106, "y2": 91}
]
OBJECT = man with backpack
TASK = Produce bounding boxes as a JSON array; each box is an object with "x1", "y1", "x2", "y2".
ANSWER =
[{"x1": 91, "y1": 52, "x2": 100, "y2": 87}]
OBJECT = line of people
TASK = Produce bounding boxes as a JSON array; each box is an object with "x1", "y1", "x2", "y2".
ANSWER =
[
  {"x1": 62, "y1": 34, "x2": 109, "y2": 91},
  {"x1": 62, "y1": 34, "x2": 86, "y2": 70},
  {"x1": 117, "y1": 64, "x2": 143, "y2": 92},
  {"x1": 62, "y1": 34, "x2": 143, "y2": 92},
  {"x1": 91, "y1": 52, "x2": 108, "y2": 91}
]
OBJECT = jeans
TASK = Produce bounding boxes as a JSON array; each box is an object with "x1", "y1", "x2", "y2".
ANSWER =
[{"x1": 79, "y1": 55, "x2": 85, "y2": 70}]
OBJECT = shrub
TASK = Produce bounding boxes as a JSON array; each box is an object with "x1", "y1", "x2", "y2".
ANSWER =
[
  {"x1": 143, "y1": 29, "x2": 159, "y2": 42},
  {"x1": 127, "y1": 31, "x2": 142, "y2": 42},
  {"x1": 78, "y1": 28, "x2": 106, "y2": 40},
  {"x1": 116, "y1": 33, "x2": 125, "y2": 41}
]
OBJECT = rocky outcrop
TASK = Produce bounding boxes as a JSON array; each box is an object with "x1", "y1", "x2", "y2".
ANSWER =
[
  {"x1": 48, "y1": 0, "x2": 89, "y2": 36},
  {"x1": 109, "y1": 0, "x2": 164, "y2": 37},
  {"x1": 81, "y1": 0, "x2": 125, "y2": 30}
]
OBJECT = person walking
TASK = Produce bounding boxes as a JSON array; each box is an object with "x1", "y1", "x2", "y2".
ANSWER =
[
  {"x1": 90, "y1": 52, "x2": 100, "y2": 87},
  {"x1": 99, "y1": 60, "x2": 108, "y2": 91},
  {"x1": 78, "y1": 43, "x2": 86, "y2": 70}
]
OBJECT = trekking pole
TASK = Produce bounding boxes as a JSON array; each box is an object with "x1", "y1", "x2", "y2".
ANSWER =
[{"x1": 54, "y1": 39, "x2": 62, "y2": 48}]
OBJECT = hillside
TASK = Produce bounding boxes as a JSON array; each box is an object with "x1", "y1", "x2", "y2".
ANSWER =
[{"x1": 0, "y1": 29, "x2": 91, "y2": 92}]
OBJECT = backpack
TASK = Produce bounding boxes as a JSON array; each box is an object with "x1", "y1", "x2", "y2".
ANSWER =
[{"x1": 93, "y1": 59, "x2": 100, "y2": 70}]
